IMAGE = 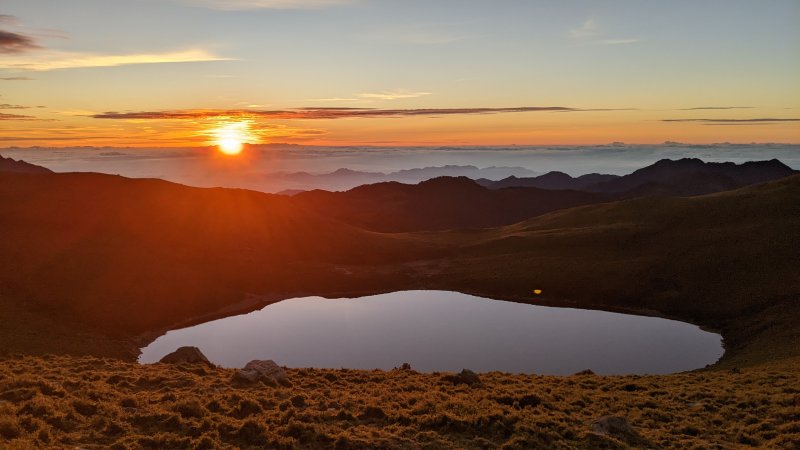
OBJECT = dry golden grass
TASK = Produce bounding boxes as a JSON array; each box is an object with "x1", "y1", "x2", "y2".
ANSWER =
[{"x1": 1, "y1": 355, "x2": 798, "y2": 449}]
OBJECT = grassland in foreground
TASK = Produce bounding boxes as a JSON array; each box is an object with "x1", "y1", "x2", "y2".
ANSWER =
[{"x1": 1, "y1": 355, "x2": 799, "y2": 449}]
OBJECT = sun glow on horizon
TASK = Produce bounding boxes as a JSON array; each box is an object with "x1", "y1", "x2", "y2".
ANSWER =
[{"x1": 211, "y1": 121, "x2": 253, "y2": 155}]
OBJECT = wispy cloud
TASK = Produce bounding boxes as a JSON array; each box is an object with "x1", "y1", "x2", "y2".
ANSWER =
[
  {"x1": 313, "y1": 90, "x2": 432, "y2": 102},
  {"x1": 92, "y1": 106, "x2": 632, "y2": 121},
  {"x1": 0, "y1": 49, "x2": 231, "y2": 71},
  {"x1": 662, "y1": 118, "x2": 800, "y2": 125},
  {"x1": 368, "y1": 24, "x2": 470, "y2": 45},
  {"x1": 0, "y1": 29, "x2": 41, "y2": 54},
  {"x1": 0, "y1": 103, "x2": 35, "y2": 109},
  {"x1": 569, "y1": 19, "x2": 598, "y2": 39},
  {"x1": 595, "y1": 38, "x2": 640, "y2": 45},
  {"x1": 678, "y1": 106, "x2": 755, "y2": 111},
  {"x1": 309, "y1": 97, "x2": 362, "y2": 103},
  {"x1": 177, "y1": 0, "x2": 355, "y2": 10},
  {"x1": 360, "y1": 90, "x2": 432, "y2": 101},
  {"x1": 0, "y1": 15, "x2": 18, "y2": 25},
  {"x1": 0, "y1": 76, "x2": 33, "y2": 81},
  {"x1": 569, "y1": 18, "x2": 639, "y2": 45},
  {"x1": 0, "y1": 112, "x2": 37, "y2": 120}
]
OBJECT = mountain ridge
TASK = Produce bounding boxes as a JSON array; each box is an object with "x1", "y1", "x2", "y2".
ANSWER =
[{"x1": 0, "y1": 154, "x2": 53, "y2": 174}]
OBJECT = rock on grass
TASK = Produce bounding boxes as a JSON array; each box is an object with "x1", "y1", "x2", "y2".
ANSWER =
[
  {"x1": 158, "y1": 346, "x2": 213, "y2": 366},
  {"x1": 591, "y1": 415, "x2": 652, "y2": 447},
  {"x1": 232, "y1": 360, "x2": 290, "y2": 387}
]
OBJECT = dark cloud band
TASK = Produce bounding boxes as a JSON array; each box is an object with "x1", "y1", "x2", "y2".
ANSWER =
[
  {"x1": 663, "y1": 118, "x2": 800, "y2": 125},
  {"x1": 0, "y1": 29, "x2": 40, "y2": 54},
  {"x1": 93, "y1": 106, "x2": 631, "y2": 121},
  {"x1": 678, "y1": 106, "x2": 755, "y2": 111},
  {"x1": 0, "y1": 103, "x2": 32, "y2": 109},
  {"x1": 0, "y1": 112, "x2": 37, "y2": 120}
]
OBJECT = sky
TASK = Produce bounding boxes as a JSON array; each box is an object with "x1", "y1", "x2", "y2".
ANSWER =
[{"x1": 1, "y1": 0, "x2": 799, "y2": 148}]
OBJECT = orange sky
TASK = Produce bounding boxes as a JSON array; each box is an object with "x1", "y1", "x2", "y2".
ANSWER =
[{"x1": 1, "y1": 1, "x2": 799, "y2": 148}]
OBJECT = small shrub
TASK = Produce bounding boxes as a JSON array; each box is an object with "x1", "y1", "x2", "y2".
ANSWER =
[{"x1": 0, "y1": 417, "x2": 21, "y2": 439}]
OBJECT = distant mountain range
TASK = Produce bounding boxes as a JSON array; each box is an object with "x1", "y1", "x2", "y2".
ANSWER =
[
  {"x1": 293, "y1": 158, "x2": 796, "y2": 232},
  {"x1": 265, "y1": 165, "x2": 537, "y2": 192},
  {"x1": 293, "y1": 177, "x2": 605, "y2": 232},
  {"x1": 477, "y1": 172, "x2": 618, "y2": 190},
  {"x1": 5, "y1": 155, "x2": 794, "y2": 234},
  {"x1": 586, "y1": 158, "x2": 795, "y2": 197},
  {"x1": 479, "y1": 158, "x2": 795, "y2": 197}
]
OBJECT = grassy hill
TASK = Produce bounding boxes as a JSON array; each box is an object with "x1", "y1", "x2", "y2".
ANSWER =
[
  {"x1": 0, "y1": 172, "x2": 429, "y2": 340},
  {"x1": 415, "y1": 175, "x2": 800, "y2": 364},
  {"x1": 1, "y1": 354, "x2": 797, "y2": 449}
]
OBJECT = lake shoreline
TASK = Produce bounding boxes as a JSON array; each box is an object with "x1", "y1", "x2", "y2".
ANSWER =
[
  {"x1": 138, "y1": 290, "x2": 723, "y2": 374},
  {"x1": 132, "y1": 285, "x2": 738, "y2": 372}
]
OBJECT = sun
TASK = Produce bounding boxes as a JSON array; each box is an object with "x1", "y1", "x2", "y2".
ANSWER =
[
  {"x1": 211, "y1": 121, "x2": 252, "y2": 155},
  {"x1": 218, "y1": 137, "x2": 243, "y2": 155}
]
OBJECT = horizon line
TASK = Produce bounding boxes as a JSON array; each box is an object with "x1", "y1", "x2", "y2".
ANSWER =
[{"x1": 2, "y1": 141, "x2": 800, "y2": 151}]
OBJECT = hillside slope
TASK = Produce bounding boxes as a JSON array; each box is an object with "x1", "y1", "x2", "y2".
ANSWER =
[
  {"x1": 0, "y1": 172, "x2": 428, "y2": 337},
  {"x1": 0, "y1": 154, "x2": 52, "y2": 174},
  {"x1": 418, "y1": 175, "x2": 800, "y2": 363},
  {"x1": 483, "y1": 158, "x2": 796, "y2": 198}
]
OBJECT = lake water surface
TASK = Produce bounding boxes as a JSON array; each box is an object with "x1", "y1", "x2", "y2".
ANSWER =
[{"x1": 139, "y1": 290, "x2": 723, "y2": 375}]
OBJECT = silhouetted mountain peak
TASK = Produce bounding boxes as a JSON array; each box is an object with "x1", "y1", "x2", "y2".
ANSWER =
[
  {"x1": 587, "y1": 158, "x2": 796, "y2": 196},
  {"x1": 418, "y1": 176, "x2": 483, "y2": 189},
  {"x1": 488, "y1": 171, "x2": 618, "y2": 191},
  {"x1": 0, "y1": 155, "x2": 53, "y2": 174},
  {"x1": 536, "y1": 171, "x2": 573, "y2": 181}
]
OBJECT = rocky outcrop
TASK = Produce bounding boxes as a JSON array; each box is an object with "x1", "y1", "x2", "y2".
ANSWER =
[
  {"x1": 445, "y1": 369, "x2": 481, "y2": 387},
  {"x1": 590, "y1": 415, "x2": 651, "y2": 447},
  {"x1": 158, "y1": 346, "x2": 213, "y2": 366},
  {"x1": 233, "y1": 360, "x2": 290, "y2": 387}
]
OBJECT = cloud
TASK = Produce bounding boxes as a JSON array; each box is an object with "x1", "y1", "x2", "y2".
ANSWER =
[
  {"x1": 0, "y1": 15, "x2": 19, "y2": 25},
  {"x1": 309, "y1": 97, "x2": 362, "y2": 103},
  {"x1": 0, "y1": 112, "x2": 37, "y2": 120},
  {"x1": 178, "y1": 0, "x2": 354, "y2": 10},
  {"x1": 0, "y1": 49, "x2": 231, "y2": 71},
  {"x1": 569, "y1": 19, "x2": 598, "y2": 39},
  {"x1": 595, "y1": 38, "x2": 639, "y2": 45},
  {"x1": 92, "y1": 106, "x2": 634, "y2": 121},
  {"x1": 314, "y1": 90, "x2": 433, "y2": 102},
  {"x1": 0, "y1": 103, "x2": 33, "y2": 109},
  {"x1": 0, "y1": 29, "x2": 41, "y2": 54},
  {"x1": 360, "y1": 90, "x2": 432, "y2": 101},
  {"x1": 0, "y1": 76, "x2": 33, "y2": 81},
  {"x1": 678, "y1": 106, "x2": 755, "y2": 111},
  {"x1": 569, "y1": 18, "x2": 638, "y2": 45},
  {"x1": 662, "y1": 118, "x2": 800, "y2": 125}
]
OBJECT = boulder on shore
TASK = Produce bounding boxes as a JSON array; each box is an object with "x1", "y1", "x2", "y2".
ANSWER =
[
  {"x1": 158, "y1": 346, "x2": 213, "y2": 366},
  {"x1": 233, "y1": 360, "x2": 290, "y2": 387}
]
